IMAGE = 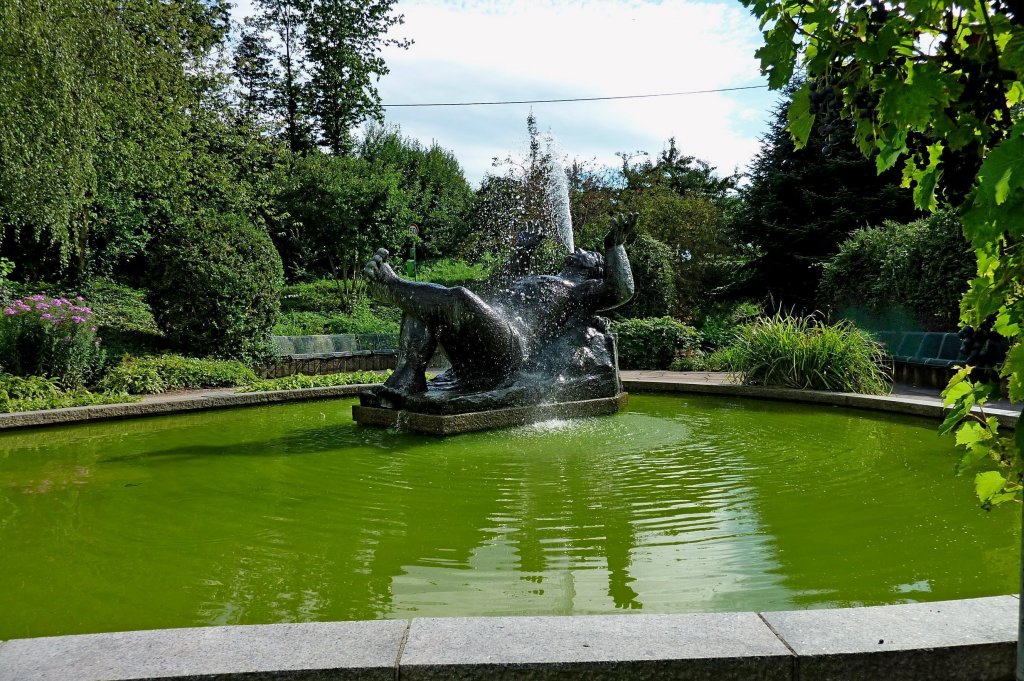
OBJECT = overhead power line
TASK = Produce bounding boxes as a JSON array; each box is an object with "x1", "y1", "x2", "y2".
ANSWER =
[{"x1": 382, "y1": 84, "x2": 769, "y2": 107}]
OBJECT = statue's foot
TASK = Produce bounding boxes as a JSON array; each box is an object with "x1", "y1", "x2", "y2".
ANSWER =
[
  {"x1": 364, "y1": 248, "x2": 400, "y2": 290},
  {"x1": 384, "y1": 365, "x2": 427, "y2": 395}
]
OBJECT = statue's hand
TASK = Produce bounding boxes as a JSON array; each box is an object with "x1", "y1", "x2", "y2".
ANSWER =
[
  {"x1": 514, "y1": 221, "x2": 546, "y2": 252},
  {"x1": 363, "y1": 248, "x2": 395, "y2": 283},
  {"x1": 604, "y1": 212, "x2": 638, "y2": 249}
]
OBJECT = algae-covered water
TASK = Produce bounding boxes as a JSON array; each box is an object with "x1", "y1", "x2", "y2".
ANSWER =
[{"x1": 0, "y1": 394, "x2": 1018, "y2": 639}]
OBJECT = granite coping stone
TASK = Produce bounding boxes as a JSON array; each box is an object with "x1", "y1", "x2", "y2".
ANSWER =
[
  {"x1": 623, "y1": 379, "x2": 1020, "y2": 429},
  {"x1": 0, "y1": 620, "x2": 407, "y2": 681},
  {"x1": 0, "y1": 599, "x2": 1020, "y2": 680},
  {"x1": 399, "y1": 613, "x2": 794, "y2": 680},
  {"x1": 762, "y1": 596, "x2": 1018, "y2": 681}
]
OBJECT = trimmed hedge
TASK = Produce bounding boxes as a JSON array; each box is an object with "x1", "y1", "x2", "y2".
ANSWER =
[
  {"x1": 99, "y1": 355, "x2": 257, "y2": 395},
  {"x1": 148, "y1": 212, "x2": 283, "y2": 362},
  {"x1": 612, "y1": 316, "x2": 701, "y2": 370}
]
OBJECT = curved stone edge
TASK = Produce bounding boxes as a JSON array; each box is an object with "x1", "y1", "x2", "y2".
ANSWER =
[
  {"x1": 0, "y1": 384, "x2": 376, "y2": 431},
  {"x1": 623, "y1": 379, "x2": 1020, "y2": 430},
  {"x1": 0, "y1": 597, "x2": 1016, "y2": 680}
]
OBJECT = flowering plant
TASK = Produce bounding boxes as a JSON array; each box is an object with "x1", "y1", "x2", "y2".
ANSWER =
[{"x1": 0, "y1": 293, "x2": 105, "y2": 387}]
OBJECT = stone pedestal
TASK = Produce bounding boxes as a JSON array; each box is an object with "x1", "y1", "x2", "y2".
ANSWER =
[{"x1": 352, "y1": 393, "x2": 628, "y2": 435}]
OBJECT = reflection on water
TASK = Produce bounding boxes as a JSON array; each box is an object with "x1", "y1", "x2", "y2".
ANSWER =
[{"x1": 0, "y1": 394, "x2": 1018, "y2": 639}]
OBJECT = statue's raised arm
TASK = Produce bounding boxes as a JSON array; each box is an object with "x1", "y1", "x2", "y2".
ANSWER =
[{"x1": 596, "y1": 212, "x2": 637, "y2": 311}]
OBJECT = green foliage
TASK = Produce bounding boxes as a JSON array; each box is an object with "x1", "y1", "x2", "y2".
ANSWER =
[
  {"x1": 615, "y1": 234, "x2": 676, "y2": 319},
  {"x1": 940, "y1": 367, "x2": 1021, "y2": 507},
  {"x1": 273, "y1": 308, "x2": 400, "y2": 335},
  {"x1": 728, "y1": 313, "x2": 891, "y2": 395},
  {"x1": 694, "y1": 301, "x2": 762, "y2": 350},
  {"x1": 82, "y1": 278, "x2": 165, "y2": 358},
  {"x1": 0, "y1": 374, "x2": 135, "y2": 413},
  {"x1": 360, "y1": 125, "x2": 475, "y2": 258},
  {"x1": 735, "y1": 85, "x2": 920, "y2": 312},
  {"x1": 99, "y1": 355, "x2": 257, "y2": 395},
  {"x1": 744, "y1": 0, "x2": 1024, "y2": 504},
  {"x1": 611, "y1": 317, "x2": 701, "y2": 370},
  {"x1": 238, "y1": 370, "x2": 390, "y2": 392},
  {"x1": 273, "y1": 151, "x2": 410, "y2": 282},
  {"x1": 669, "y1": 346, "x2": 740, "y2": 372},
  {"x1": 149, "y1": 212, "x2": 283, "y2": 363},
  {"x1": 0, "y1": 293, "x2": 105, "y2": 388},
  {"x1": 820, "y1": 211, "x2": 975, "y2": 332}
]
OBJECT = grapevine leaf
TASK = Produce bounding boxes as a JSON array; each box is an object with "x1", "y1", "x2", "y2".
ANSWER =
[
  {"x1": 989, "y1": 492, "x2": 1018, "y2": 506},
  {"x1": 940, "y1": 398, "x2": 974, "y2": 436},
  {"x1": 787, "y1": 82, "x2": 814, "y2": 149},
  {"x1": 976, "y1": 127, "x2": 1024, "y2": 206},
  {"x1": 955, "y1": 421, "x2": 989, "y2": 447},
  {"x1": 942, "y1": 379, "x2": 973, "y2": 407},
  {"x1": 1003, "y1": 344, "x2": 1024, "y2": 402},
  {"x1": 956, "y1": 442, "x2": 991, "y2": 474},
  {"x1": 975, "y1": 470, "x2": 1008, "y2": 504}
]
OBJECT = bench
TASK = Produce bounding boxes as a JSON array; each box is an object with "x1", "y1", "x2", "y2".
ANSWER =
[{"x1": 873, "y1": 331, "x2": 965, "y2": 387}]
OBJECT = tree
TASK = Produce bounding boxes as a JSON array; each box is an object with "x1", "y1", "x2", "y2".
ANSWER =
[
  {"x1": 359, "y1": 125, "x2": 474, "y2": 258},
  {"x1": 0, "y1": 0, "x2": 235, "y2": 281},
  {"x1": 253, "y1": 0, "x2": 313, "y2": 154},
  {"x1": 736, "y1": 88, "x2": 920, "y2": 311},
  {"x1": 232, "y1": 22, "x2": 279, "y2": 128},
  {"x1": 304, "y1": 0, "x2": 410, "y2": 156},
  {"x1": 273, "y1": 151, "x2": 411, "y2": 284}
]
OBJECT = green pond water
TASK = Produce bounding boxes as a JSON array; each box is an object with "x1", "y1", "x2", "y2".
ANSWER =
[{"x1": 0, "y1": 393, "x2": 1018, "y2": 640}]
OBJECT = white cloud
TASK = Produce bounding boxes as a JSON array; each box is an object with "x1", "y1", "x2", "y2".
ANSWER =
[{"x1": 376, "y1": 0, "x2": 778, "y2": 183}]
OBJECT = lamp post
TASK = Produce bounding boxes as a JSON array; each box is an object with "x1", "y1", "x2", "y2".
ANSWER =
[{"x1": 407, "y1": 224, "x2": 419, "y2": 278}]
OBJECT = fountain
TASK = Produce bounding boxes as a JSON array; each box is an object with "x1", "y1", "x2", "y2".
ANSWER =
[{"x1": 352, "y1": 212, "x2": 637, "y2": 434}]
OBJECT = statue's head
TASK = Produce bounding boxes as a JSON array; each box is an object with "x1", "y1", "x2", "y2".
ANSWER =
[{"x1": 561, "y1": 249, "x2": 604, "y2": 280}]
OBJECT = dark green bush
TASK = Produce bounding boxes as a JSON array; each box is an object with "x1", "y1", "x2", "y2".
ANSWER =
[
  {"x1": 729, "y1": 313, "x2": 890, "y2": 394},
  {"x1": 616, "y1": 234, "x2": 676, "y2": 319},
  {"x1": 694, "y1": 301, "x2": 762, "y2": 350},
  {"x1": 280, "y1": 279, "x2": 361, "y2": 314},
  {"x1": 148, "y1": 212, "x2": 283, "y2": 362},
  {"x1": 83, "y1": 278, "x2": 166, "y2": 358},
  {"x1": 99, "y1": 354, "x2": 257, "y2": 394},
  {"x1": 819, "y1": 211, "x2": 974, "y2": 331},
  {"x1": 611, "y1": 316, "x2": 701, "y2": 370}
]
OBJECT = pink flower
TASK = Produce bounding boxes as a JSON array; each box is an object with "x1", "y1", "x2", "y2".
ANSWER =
[
  {"x1": 35, "y1": 303, "x2": 49, "y2": 310},
  {"x1": 75, "y1": 296, "x2": 84, "y2": 301},
  {"x1": 27, "y1": 294, "x2": 44, "y2": 302},
  {"x1": 41, "y1": 313, "x2": 53, "y2": 320},
  {"x1": 52, "y1": 299, "x2": 63, "y2": 306},
  {"x1": 71, "y1": 315, "x2": 84, "y2": 323},
  {"x1": 3, "y1": 309, "x2": 14, "y2": 315}
]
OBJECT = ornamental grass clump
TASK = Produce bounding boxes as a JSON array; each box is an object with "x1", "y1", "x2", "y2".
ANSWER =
[
  {"x1": 730, "y1": 313, "x2": 891, "y2": 395},
  {"x1": 0, "y1": 294, "x2": 105, "y2": 388}
]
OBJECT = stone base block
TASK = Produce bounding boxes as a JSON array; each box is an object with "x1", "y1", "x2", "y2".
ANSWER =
[{"x1": 352, "y1": 393, "x2": 628, "y2": 435}]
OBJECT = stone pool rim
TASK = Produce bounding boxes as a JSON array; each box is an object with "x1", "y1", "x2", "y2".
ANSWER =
[
  {"x1": 0, "y1": 373, "x2": 1017, "y2": 431},
  {"x1": 0, "y1": 596, "x2": 1018, "y2": 680},
  {"x1": 1, "y1": 374, "x2": 1019, "y2": 679}
]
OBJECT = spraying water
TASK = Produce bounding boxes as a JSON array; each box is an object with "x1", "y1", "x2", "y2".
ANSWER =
[{"x1": 542, "y1": 136, "x2": 574, "y2": 253}]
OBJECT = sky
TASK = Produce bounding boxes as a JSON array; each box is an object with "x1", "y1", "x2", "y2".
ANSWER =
[{"x1": 235, "y1": 0, "x2": 782, "y2": 186}]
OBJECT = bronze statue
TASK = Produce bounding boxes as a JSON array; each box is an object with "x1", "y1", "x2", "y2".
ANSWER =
[{"x1": 359, "y1": 213, "x2": 637, "y2": 415}]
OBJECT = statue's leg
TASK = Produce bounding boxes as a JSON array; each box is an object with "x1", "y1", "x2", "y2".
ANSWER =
[
  {"x1": 365, "y1": 258, "x2": 521, "y2": 388},
  {"x1": 383, "y1": 313, "x2": 435, "y2": 394}
]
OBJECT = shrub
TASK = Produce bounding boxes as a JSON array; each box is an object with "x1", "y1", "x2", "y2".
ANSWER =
[
  {"x1": 0, "y1": 374, "x2": 135, "y2": 413},
  {"x1": 99, "y1": 355, "x2": 257, "y2": 394},
  {"x1": 728, "y1": 313, "x2": 891, "y2": 394},
  {"x1": 0, "y1": 293, "x2": 105, "y2": 387},
  {"x1": 695, "y1": 301, "x2": 762, "y2": 350},
  {"x1": 616, "y1": 233, "x2": 676, "y2": 319},
  {"x1": 238, "y1": 370, "x2": 390, "y2": 392},
  {"x1": 148, "y1": 212, "x2": 283, "y2": 362},
  {"x1": 280, "y1": 279, "x2": 362, "y2": 314},
  {"x1": 83, "y1": 278, "x2": 166, "y2": 358},
  {"x1": 819, "y1": 211, "x2": 975, "y2": 331},
  {"x1": 273, "y1": 305, "x2": 401, "y2": 336},
  {"x1": 612, "y1": 316, "x2": 701, "y2": 370},
  {"x1": 669, "y1": 346, "x2": 740, "y2": 372}
]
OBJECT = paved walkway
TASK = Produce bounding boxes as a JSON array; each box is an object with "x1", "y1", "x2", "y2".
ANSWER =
[{"x1": 620, "y1": 370, "x2": 1019, "y2": 413}]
